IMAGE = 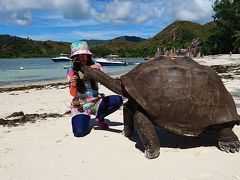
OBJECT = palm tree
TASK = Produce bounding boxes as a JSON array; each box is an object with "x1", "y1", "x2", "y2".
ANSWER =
[{"x1": 232, "y1": 31, "x2": 240, "y2": 53}]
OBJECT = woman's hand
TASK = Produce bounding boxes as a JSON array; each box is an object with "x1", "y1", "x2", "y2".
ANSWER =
[
  {"x1": 70, "y1": 75, "x2": 78, "y2": 86},
  {"x1": 90, "y1": 64, "x2": 101, "y2": 70}
]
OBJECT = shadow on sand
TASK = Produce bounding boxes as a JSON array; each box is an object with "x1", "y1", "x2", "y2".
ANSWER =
[
  {"x1": 89, "y1": 118, "x2": 123, "y2": 134},
  {"x1": 127, "y1": 128, "x2": 218, "y2": 153},
  {"x1": 87, "y1": 117, "x2": 219, "y2": 152}
]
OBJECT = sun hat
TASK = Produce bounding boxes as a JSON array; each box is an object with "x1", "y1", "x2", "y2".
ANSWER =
[{"x1": 70, "y1": 40, "x2": 92, "y2": 58}]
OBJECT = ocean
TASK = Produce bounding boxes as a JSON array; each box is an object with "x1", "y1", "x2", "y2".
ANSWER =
[{"x1": 0, "y1": 58, "x2": 144, "y2": 86}]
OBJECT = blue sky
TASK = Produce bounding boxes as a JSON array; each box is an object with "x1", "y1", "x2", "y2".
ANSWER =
[{"x1": 0, "y1": 0, "x2": 215, "y2": 42}]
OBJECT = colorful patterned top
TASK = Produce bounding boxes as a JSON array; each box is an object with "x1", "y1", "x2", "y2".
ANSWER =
[{"x1": 67, "y1": 66, "x2": 103, "y2": 116}]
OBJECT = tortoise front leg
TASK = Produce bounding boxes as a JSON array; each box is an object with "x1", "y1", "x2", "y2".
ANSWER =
[
  {"x1": 218, "y1": 127, "x2": 240, "y2": 153},
  {"x1": 122, "y1": 101, "x2": 135, "y2": 137},
  {"x1": 134, "y1": 110, "x2": 160, "y2": 159}
]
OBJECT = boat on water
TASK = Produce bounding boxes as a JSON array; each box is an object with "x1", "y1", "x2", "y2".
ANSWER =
[
  {"x1": 105, "y1": 54, "x2": 123, "y2": 60},
  {"x1": 94, "y1": 58, "x2": 128, "y2": 66},
  {"x1": 51, "y1": 53, "x2": 71, "y2": 62}
]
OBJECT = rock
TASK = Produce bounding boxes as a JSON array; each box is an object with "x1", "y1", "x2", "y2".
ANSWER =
[
  {"x1": 168, "y1": 25, "x2": 178, "y2": 42},
  {"x1": 155, "y1": 38, "x2": 202, "y2": 58}
]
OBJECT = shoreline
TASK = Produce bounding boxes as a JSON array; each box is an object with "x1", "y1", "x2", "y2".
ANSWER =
[
  {"x1": 0, "y1": 75, "x2": 122, "y2": 93},
  {"x1": 0, "y1": 80, "x2": 68, "y2": 93}
]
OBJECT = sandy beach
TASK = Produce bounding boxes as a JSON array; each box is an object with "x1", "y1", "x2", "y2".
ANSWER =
[{"x1": 0, "y1": 55, "x2": 240, "y2": 180}]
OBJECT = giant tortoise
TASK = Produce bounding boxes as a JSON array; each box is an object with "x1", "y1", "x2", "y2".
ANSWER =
[{"x1": 81, "y1": 56, "x2": 240, "y2": 159}]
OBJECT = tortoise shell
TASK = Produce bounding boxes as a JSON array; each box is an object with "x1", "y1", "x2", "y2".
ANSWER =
[{"x1": 121, "y1": 57, "x2": 240, "y2": 136}]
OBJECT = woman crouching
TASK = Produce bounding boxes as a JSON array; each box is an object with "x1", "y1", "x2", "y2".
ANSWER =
[{"x1": 67, "y1": 40, "x2": 123, "y2": 137}]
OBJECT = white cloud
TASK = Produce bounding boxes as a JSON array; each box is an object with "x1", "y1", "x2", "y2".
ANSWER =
[
  {"x1": 1, "y1": 0, "x2": 42, "y2": 11},
  {"x1": 193, "y1": 0, "x2": 213, "y2": 14},
  {"x1": 0, "y1": 0, "x2": 215, "y2": 26},
  {"x1": 177, "y1": 10, "x2": 200, "y2": 21},
  {"x1": 91, "y1": 0, "x2": 215, "y2": 25},
  {"x1": 135, "y1": 13, "x2": 153, "y2": 24},
  {"x1": 50, "y1": 0, "x2": 92, "y2": 19},
  {"x1": 92, "y1": 0, "x2": 136, "y2": 24},
  {"x1": 129, "y1": 2, "x2": 157, "y2": 24},
  {"x1": 0, "y1": 0, "x2": 93, "y2": 25},
  {"x1": 92, "y1": 0, "x2": 159, "y2": 24},
  {"x1": 8, "y1": 11, "x2": 32, "y2": 26},
  {"x1": 163, "y1": 0, "x2": 215, "y2": 23}
]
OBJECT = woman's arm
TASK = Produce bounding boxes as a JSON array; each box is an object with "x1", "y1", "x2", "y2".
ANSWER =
[
  {"x1": 69, "y1": 76, "x2": 78, "y2": 97},
  {"x1": 67, "y1": 68, "x2": 78, "y2": 97},
  {"x1": 70, "y1": 85, "x2": 77, "y2": 97}
]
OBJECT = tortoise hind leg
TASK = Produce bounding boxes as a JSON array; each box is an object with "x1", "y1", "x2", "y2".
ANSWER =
[
  {"x1": 218, "y1": 127, "x2": 240, "y2": 153},
  {"x1": 134, "y1": 110, "x2": 160, "y2": 159},
  {"x1": 122, "y1": 101, "x2": 135, "y2": 137}
]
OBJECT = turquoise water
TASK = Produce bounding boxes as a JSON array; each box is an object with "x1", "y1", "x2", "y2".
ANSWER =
[{"x1": 0, "y1": 58, "x2": 144, "y2": 86}]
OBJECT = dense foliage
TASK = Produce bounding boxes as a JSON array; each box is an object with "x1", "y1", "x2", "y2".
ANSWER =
[
  {"x1": 0, "y1": 35, "x2": 70, "y2": 58},
  {"x1": 202, "y1": 0, "x2": 240, "y2": 54}
]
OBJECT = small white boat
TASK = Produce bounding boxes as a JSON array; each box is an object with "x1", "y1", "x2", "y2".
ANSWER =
[
  {"x1": 20, "y1": 67, "x2": 24, "y2": 70},
  {"x1": 94, "y1": 58, "x2": 128, "y2": 66},
  {"x1": 51, "y1": 53, "x2": 71, "y2": 62}
]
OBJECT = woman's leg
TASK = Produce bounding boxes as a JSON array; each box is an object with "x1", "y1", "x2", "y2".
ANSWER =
[
  {"x1": 96, "y1": 95, "x2": 123, "y2": 127},
  {"x1": 71, "y1": 114, "x2": 90, "y2": 137}
]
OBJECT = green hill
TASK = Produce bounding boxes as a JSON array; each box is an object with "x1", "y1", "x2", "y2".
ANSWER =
[
  {"x1": 90, "y1": 21, "x2": 215, "y2": 57},
  {"x1": 113, "y1": 36, "x2": 146, "y2": 42},
  {"x1": 135, "y1": 21, "x2": 215, "y2": 57},
  {"x1": 0, "y1": 35, "x2": 145, "y2": 58},
  {"x1": 0, "y1": 21, "x2": 215, "y2": 58},
  {"x1": 145, "y1": 21, "x2": 211, "y2": 49},
  {"x1": 83, "y1": 36, "x2": 146, "y2": 48},
  {"x1": 0, "y1": 35, "x2": 70, "y2": 58},
  {"x1": 84, "y1": 39, "x2": 109, "y2": 47}
]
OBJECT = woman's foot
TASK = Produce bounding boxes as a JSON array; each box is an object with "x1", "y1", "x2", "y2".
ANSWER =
[{"x1": 95, "y1": 118, "x2": 109, "y2": 129}]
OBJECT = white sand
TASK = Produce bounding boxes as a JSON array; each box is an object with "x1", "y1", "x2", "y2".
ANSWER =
[
  {"x1": 0, "y1": 54, "x2": 240, "y2": 180},
  {"x1": 194, "y1": 54, "x2": 240, "y2": 66}
]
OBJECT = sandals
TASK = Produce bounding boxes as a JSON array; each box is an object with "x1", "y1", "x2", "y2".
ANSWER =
[{"x1": 95, "y1": 118, "x2": 109, "y2": 129}]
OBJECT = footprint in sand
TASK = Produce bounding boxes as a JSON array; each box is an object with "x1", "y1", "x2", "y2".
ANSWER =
[
  {"x1": 193, "y1": 151, "x2": 201, "y2": 156},
  {"x1": 56, "y1": 140, "x2": 62, "y2": 143},
  {"x1": 4, "y1": 147, "x2": 13, "y2": 154},
  {"x1": 0, "y1": 164, "x2": 14, "y2": 169}
]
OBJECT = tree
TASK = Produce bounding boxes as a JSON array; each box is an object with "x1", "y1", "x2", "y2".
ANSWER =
[
  {"x1": 232, "y1": 31, "x2": 240, "y2": 53},
  {"x1": 202, "y1": 0, "x2": 240, "y2": 54}
]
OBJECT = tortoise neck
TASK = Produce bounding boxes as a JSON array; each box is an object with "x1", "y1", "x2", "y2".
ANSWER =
[{"x1": 81, "y1": 66, "x2": 123, "y2": 96}]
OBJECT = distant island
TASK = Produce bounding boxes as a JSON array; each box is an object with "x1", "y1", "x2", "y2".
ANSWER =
[{"x1": 0, "y1": 20, "x2": 219, "y2": 58}]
